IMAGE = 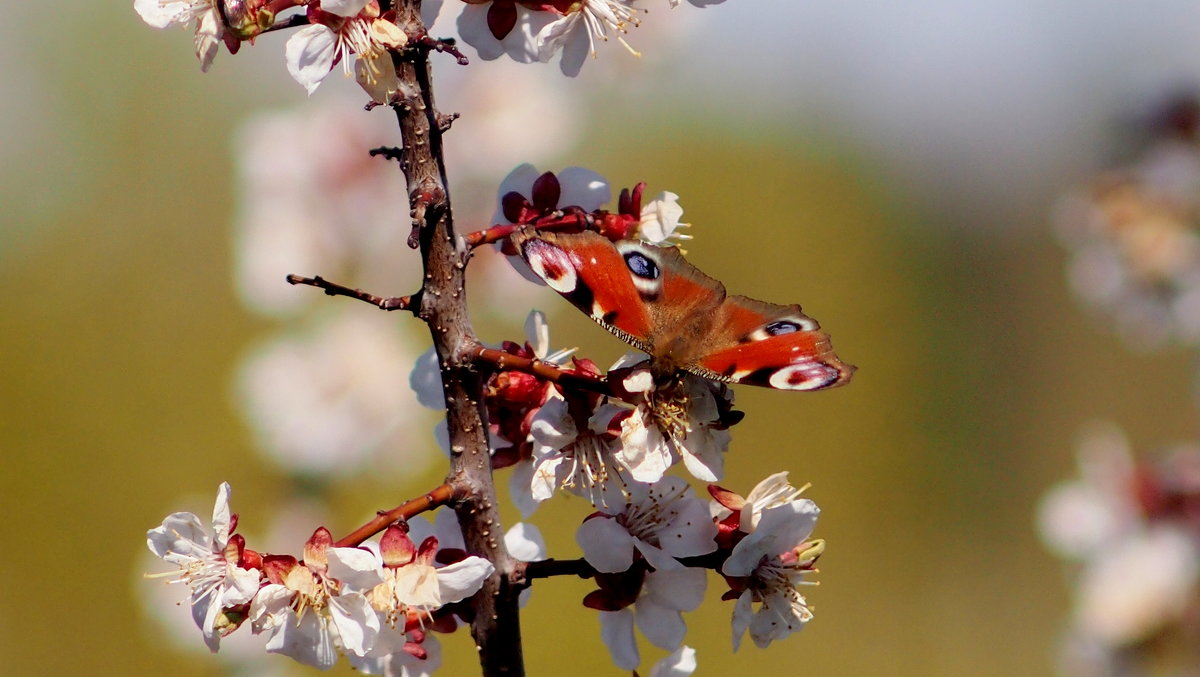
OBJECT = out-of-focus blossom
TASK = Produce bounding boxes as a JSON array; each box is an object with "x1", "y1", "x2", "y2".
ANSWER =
[
  {"x1": 1073, "y1": 526, "x2": 1199, "y2": 646},
  {"x1": 1055, "y1": 103, "x2": 1200, "y2": 350},
  {"x1": 1037, "y1": 421, "x2": 1139, "y2": 560},
  {"x1": 236, "y1": 309, "x2": 428, "y2": 478},
  {"x1": 456, "y1": 2, "x2": 551, "y2": 64},
  {"x1": 1039, "y1": 421, "x2": 1200, "y2": 674}
]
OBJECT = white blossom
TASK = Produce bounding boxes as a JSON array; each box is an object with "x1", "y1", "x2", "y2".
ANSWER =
[
  {"x1": 134, "y1": 0, "x2": 224, "y2": 71},
  {"x1": 146, "y1": 483, "x2": 262, "y2": 652},
  {"x1": 599, "y1": 568, "x2": 706, "y2": 670},
  {"x1": 722, "y1": 500, "x2": 822, "y2": 650}
]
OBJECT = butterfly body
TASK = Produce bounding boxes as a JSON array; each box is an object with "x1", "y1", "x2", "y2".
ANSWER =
[{"x1": 514, "y1": 230, "x2": 854, "y2": 391}]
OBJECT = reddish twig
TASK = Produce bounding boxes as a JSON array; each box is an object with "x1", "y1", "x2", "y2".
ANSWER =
[
  {"x1": 286, "y1": 274, "x2": 417, "y2": 312},
  {"x1": 416, "y1": 34, "x2": 469, "y2": 65},
  {"x1": 469, "y1": 346, "x2": 614, "y2": 396},
  {"x1": 335, "y1": 482, "x2": 458, "y2": 548},
  {"x1": 463, "y1": 214, "x2": 593, "y2": 249}
]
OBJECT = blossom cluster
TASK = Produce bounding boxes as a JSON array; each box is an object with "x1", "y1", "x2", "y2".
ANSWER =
[
  {"x1": 1054, "y1": 98, "x2": 1200, "y2": 350},
  {"x1": 136, "y1": 0, "x2": 727, "y2": 100},
  {"x1": 1038, "y1": 422, "x2": 1200, "y2": 676},
  {"x1": 148, "y1": 483, "x2": 540, "y2": 673},
  {"x1": 148, "y1": 165, "x2": 830, "y2": 673}
]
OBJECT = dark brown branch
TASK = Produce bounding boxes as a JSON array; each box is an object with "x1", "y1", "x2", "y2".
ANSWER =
[
  {"x1": 286, "y1": 274, "x2": 417, "y2": 312},
  {"x1": 335, "y1": 483, "x2": 457, "y2": 548},
  {"x1": 469, "y1": 346, "x2": 614, "y2": 396},
  {"x1": 518, "y1": 558, "x2": 598, "y2": 582},
  {"x1": 416, "y1": 34, "x2": 469, "y2": 65},
  {"x1": 390, "y1": 2, "x2": 525, "y2": 674},
  {"x1": 260, "y1": 12, "x2": 309, "y2": 34}
]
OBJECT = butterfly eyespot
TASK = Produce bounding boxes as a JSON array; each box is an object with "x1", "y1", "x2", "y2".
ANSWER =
[
  {"x1": 768, "y1": 363, "x2": 841, "y2": 391},
  {"x1": 764, "y1": 320, "x2": 801, "y2": 336},
  {"x1": 522, "y1": 239, "x2": 579, "y2": 294},
  {"x1": 623, "y1": 251, "x2": 660, "y2": 280}
]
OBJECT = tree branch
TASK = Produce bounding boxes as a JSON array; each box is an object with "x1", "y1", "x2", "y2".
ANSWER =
[
  {"x1": 335, "y1": 482, "x2": 457, "y2": 547},
  {"x1": 468, "y1": 346, "x2": 615, "y2": 396},
  {"x1": 286, "y1": 274, "x2": 417, "y2": 312},
  {"x1": 391, "y1": 2, "x2": 525, "y2": 674}
]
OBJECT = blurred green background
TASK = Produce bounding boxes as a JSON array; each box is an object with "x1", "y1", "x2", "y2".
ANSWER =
[{"x1": 5, "y1": 2, "x2": 1200, "y2": 675}]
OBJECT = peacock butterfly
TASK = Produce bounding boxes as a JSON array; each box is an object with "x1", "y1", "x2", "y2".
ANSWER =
[{"x1": 512, "y1": 229, "x2": 855, "y2": 391}]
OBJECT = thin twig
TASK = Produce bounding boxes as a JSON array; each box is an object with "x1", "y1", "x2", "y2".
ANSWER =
[
  {"x1": 286, "y1": 274, "x2": 416, "y2": 312},
  {"x1": 469, "y1": 346, "x2": 614, "y2": 396},
  {"x1": 335, "y1": 483, "x2": 458, "y2": 548}
]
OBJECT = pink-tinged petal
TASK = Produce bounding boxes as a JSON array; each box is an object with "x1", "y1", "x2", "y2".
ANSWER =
[
  {"x1": 577, "y1": 516, "x2": 636, "y2": 573},
  {"x1": 326, "y1": 547, "x2": 386, "y2": 590},
  {"x1": 193, "y1": 9, "x2": 222, "y2": 72},
  {"x1": 555, "y1": 167, "x2": 611, "y2": 212},
  {"x1": 356, "y1": 52, "x2": 402, "y2": 104},
  {"x1": 634, "y1": 597, "x2": 685, "y2": 650},
  {"x1": 645, "y1": 568, "x2": 706, "y2": 612},
  {"x1": 323, "y1": 0, "x2": 371, "y2": 17},
  {"x1": 329, "y1": 592, "x2": 380, "y2": 657},
  {"x1": 730, "y1": 591, "x2": 752, "y2": 651},
  {"x1": 649, "y1": 645, "x2": 697, "y2": 677},
  {"x1": 599, "y1": 609, "x2": 639, "y2": 670},
  {"x1": 285, "y1": 25, "x2": 338, "y2": 95},
  {"x1": 381, "y1": 525, "x2": 417, "y2": 567},
  {"x1": 524, "y1": 310, "x2": 551, "y2": 359},
  {"x1": 435, "y1": 556, "x2": 495, "y2": 603},
  {"x1": 505, "y1": 522, "x2": 547, "y2": 562}
]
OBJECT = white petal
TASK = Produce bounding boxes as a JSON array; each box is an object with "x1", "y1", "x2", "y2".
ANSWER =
[
  {"x1": 134, "y1": 0, "x2": 186, "y2": 28},
  {"x1": 322, "y1": 0, "x2": 370, "y2": 17},
  {"x1": 433, "y1": 506, "x2": 467, "y2": 550},
  {"x1": 634, "y1": 598, "x2": 686, "y2": 650},
  {"x1": 457, "y1": 3, "x2": 505, "y2": 61},
  {"x1": 577, "y1": 516, "x2": 636, "y2": 573},
  {"x1": 599, "y1": 609, "x2": 639, "y2": 670},
  {"x1": 504, "y1": 522, "x2": 547, "y2": 562},
  {"x1": 659, "y1": 498, "x2": 718, "y2": 559},
  {"x1": 678, "y1": 428, "x2": 728, "y2": 482},
  {"x1": 529, "y1": 397, "x2": 577, "y2": 449},
  {"x1": 147, "y1": 511, "x2": 210, "y2": 561},
  {"x1": 633, "y1": 540, "x2": 683, "y2": 572},
  {"x1": 730, "y1": 591, "x2": 752, "y2": 651},
  {"x1": 525, "y1": 310, "x2": 551, "y2": 358},
  {"x1": 645, "y1": 567, "x2": 707, "y2": 612},
  {"x1": 410, "y1": 346, "x2": 445, "y2": 409},
  {"x1": 329, "y1": 592, "x2": 380, "y2": 657},
  {"x1": 436, "y1": 556, "x2": 495, "y2": 603},
  {"x1": 210, "y1": 482, "x2": 233, "y2": 545},
  {"x1": 285, "y1": 25, "x2": 338, "y2": 95},
  {"x1": 649, "y1": 645, "x2": 697, "y2": 677},
  {"x1": 222, "y1": 565, "x2": 263, "y2": 606},
  {"x1": 421, "y1": 0, "x2": 444, "y2": 28},
  {"x1": 556, "y1": 167, "x2": 611, "y2": 212},
  {"x1": 326, "y1": 546, "x2": 386, "y2": 591},
  {"x1": 510, "y1": 458, "x2": 541, "y2": 517}
]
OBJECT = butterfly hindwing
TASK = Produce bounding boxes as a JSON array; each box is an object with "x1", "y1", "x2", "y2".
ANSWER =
[{"x1": 697, "y1": 296, "x2": 854, "y2": 390}]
